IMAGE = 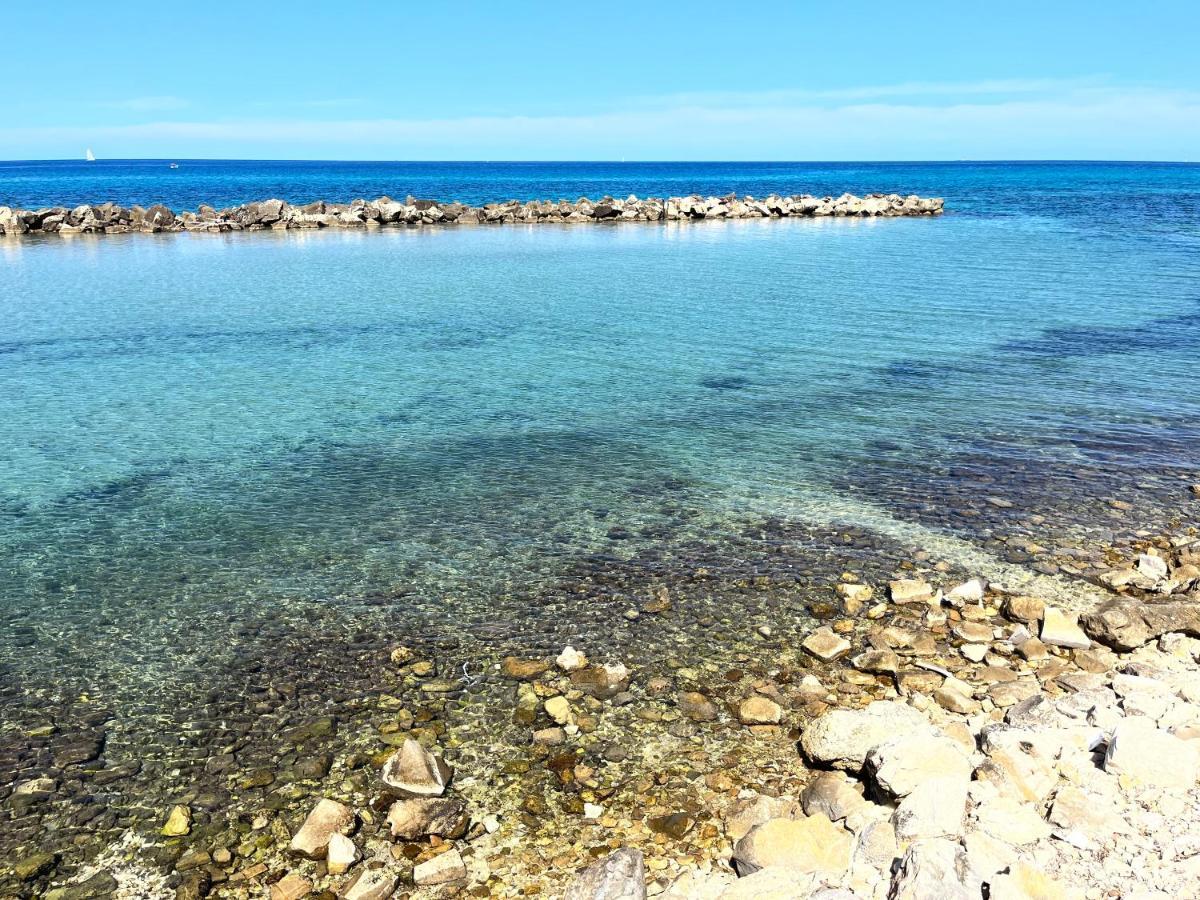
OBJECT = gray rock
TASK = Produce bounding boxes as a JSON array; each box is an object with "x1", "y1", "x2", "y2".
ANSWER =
[
  {"x1": 1082, "y1": 598, "x2": 1200, "y2": 650},
  {"x1": 564, "y1": 848, "x2": 646, "y2": 900},
  {"x1": 386, "y1": 797, "x2": 468, "y2": 839},
  {"x1": 888, "y1": 838, "x2": 978, "y2": 900}
]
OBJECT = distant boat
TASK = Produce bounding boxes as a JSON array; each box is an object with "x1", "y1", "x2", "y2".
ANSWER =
[
  {"x1": 169, "y1": 163, "x2": 179, "y2": 169},
  {"x1": 85, "y1": 148, "x2": 96, "y2": 162}
]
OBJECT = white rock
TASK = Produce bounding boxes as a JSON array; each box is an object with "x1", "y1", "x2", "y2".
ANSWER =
[
  {"x1": 413, "y1": 848, "x2": 467, "y2": 886},
  {"x1": 325, "y1": 832, "x2": 359, "y2": 875},
  {"x1": 1040, "y1": 607, "x2": 1091, "y2": 649},
  {"x1": 563, "y1": 848, "x2": 646, "y2": 900},
  {"x1": 946, "y1": 578, "x2": 986, "y2": 604},
  {"x1": 1136, "y1": 553, "x2": 1169, "y2": 581},
  {"x1": 1104, "y1": 717, "x2": 1200, "y2": 787},
  {"x1": 889, "y1": 838, "x2": 979, "y2": 900},
  {"x1": 892, "y1": 776, "x2": 969, "y2": 841},
  {"x1": 288, "y1": 798, "x2": 355, "y2": 859},
  {"x1": 864, "y1": 732, "x2": 973, "y2": 799},
  {"x1": 556, "y1": 646, "x2": 589, "y2": 672}
]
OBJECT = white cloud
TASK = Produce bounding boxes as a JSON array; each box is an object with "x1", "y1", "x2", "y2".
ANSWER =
[{"x1": 9, "y1": 81, "x2": 1199, "y2": 160}]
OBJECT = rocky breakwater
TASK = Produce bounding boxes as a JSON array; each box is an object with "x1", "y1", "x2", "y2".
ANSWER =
[{"x1": 0, "y1": 192, "x2": 944, "y2": 237}]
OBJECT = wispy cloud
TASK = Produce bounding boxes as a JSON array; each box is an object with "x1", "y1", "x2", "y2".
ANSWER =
[
  {"x1": 10, "y1": 80, "x2": 1199, "y2": 160},
  {"x1": 100, "y1": 96, "x2": 190, "y2": 112}
]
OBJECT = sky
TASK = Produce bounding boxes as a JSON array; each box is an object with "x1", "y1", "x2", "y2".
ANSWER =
[{"x1": 3, "y1": 1, "x2": 1198, "y2": 161}]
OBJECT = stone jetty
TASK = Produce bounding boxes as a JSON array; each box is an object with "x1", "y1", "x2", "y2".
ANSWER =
[{"x1": 0, "y1": 192, "x2": 943, "y2": 237}]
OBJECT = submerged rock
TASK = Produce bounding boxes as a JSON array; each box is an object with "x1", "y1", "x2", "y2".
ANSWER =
[
  {"x1": 413, "y1": 848, "x2": 467, "y2": 886},
  {"x1": 381, "y1": 738, "x2": 453, "y2": 796},
  {"x1": 386, "y1": 797, "x2": 469, "y2": 839},
  {"x1": 161, "y1": 804, "x2": 192, "y2": 836},
  {"x1": 564, "y1": 848, "x2": 646, "y2": 900},
  {"x1": 289, "y1": 798, "x2": 356, "y2": 859}
]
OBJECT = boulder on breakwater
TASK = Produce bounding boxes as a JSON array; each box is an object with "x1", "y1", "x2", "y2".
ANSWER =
[{"x1": 0, "y1": 191, "x2": 944, "y2": 236}]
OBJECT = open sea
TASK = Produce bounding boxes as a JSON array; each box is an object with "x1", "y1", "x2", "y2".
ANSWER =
[{"x1": 1, "y1": 160, "x2": 1200, "y2": 890}]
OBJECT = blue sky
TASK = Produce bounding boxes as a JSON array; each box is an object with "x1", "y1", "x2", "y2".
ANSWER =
[{"x1": 3, "y1": 1, "x2": 1198, "y2": 160}]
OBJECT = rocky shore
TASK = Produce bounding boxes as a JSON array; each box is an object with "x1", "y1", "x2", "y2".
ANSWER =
[
  {"x1": 0, "y1": 192, "x2": 943, "y2": 236},
  {"x1": 8, "y1": 484, "x2": 1198, "y2": 900}
]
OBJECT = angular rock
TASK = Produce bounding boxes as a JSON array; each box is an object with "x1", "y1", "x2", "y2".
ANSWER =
[
  {"x1": 1103, "y1": 717, "x2": 1200, "y2": 787},
  {"x1": 556, "y1": 646, "x2": 589, "y2": 671},
  {"x1": 161, "y1": 804, "x2": 192, "y2": 836},
  {"x1": 564, "y1": 848, "x2": 647, "y2": 899},
  {"x1": 800, "y1": 772, "x2": 868, "y2": 823},
  {"x1": 413, "y1": 848, "x2": 467, "y2": 886},
  {"x1": 1082, "y1": 598, "x2": 1200, "y2": 651},
  {"x1": 326, "y1": 832, "x2": 359, "y2": 875},
  {"x1": 972, "y1": 794, "x2": 1052, "y2": 845},
  {"x1": 888, "y1": 838, "x2": 978, "y2": 900},
  {"x1": 739, "y1": 696, "x2": 783, "y2": 725},
  {"x1": 289, "y1": 798, "x2": 355, "y2": 859},
  {"x1": 800, "y1": 700, "x2": 928, "y2": 771},
  {"x1": 269, "y1": 873, "x2": 312, "y2": 900},
  {"x1": 1040, "y1": 607, "x2": 1091, "y2": 649},
  {"x1": 343, "y1": 869, "x2": 399, "y2": 899},
  {"x1": 733, "y1": 814, "x2": 852, "y2": 878},
  {"x1": 892, "y1": 777, "x2": 969, "y2": 841},
  {"x1": 852, "y1": 648, "x2": 899, "y2": 675},
  {"x1": 987, "y1": 862, "x2": 1068, "y2": 900},
  {"x1": 381, "y1": 739, "x2": 453, "y2": 796},
  {"x1": 724, "y1": 794, "x2": 803, "y2": 843},
  {"x1": 802, "y1": 627, "x2": 851, "y2": 661},
  {"x1": 386, "y1": 796, "x2": 468, "y2": 839},
  {"x1": 889, "y1": 579, "x2": 934, "y2": 604},
  {"x1": 864, "y1": 732, "x2": 972, "y2": 799}
]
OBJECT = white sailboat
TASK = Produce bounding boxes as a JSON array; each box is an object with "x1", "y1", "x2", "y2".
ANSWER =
[{"x1": 85, "y1": 148, "x2": 96, "y2": 162}]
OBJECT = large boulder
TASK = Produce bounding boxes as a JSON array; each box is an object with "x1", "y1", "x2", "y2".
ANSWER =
[
  {"x1": 1103, "y1": 717, "x2": 1200, "y2": 787},
  {"x1": 732, "y1": 814, "x2": 852, "y2": 878},
  {"x1": 864, "y1": 732, "x2": 972, "y2": 799},
  {"x1": 1082, "y1": 598, "x2": 1200, "y2": 651},
  {"x1": 888, "y1": 838, "x2": 979, "y2": 900},
  {"x1": 799, "y1": 701, "x2": 929, "y2": 771},
  {"x1": 564, "y1": 848, "x2": 646, "y2": 900}
]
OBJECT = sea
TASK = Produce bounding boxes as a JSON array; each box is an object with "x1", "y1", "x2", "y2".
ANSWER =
[{"x1": 1, "y1": 160, "x2": 1199, "y2": 885}]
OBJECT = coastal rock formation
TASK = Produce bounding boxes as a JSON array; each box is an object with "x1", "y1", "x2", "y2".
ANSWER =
[{"x1": 0, "y1": 191, "x2": 944, "y2": 237}]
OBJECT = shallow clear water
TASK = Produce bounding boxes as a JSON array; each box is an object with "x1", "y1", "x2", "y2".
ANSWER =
[{"x1": 1, "y1": 162, "x2": 1200, "y2": 875}]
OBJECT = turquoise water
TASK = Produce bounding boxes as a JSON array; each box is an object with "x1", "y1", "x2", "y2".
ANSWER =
[{"x1": 2, "y1": 162, "x2": 1200, "y2": 876}]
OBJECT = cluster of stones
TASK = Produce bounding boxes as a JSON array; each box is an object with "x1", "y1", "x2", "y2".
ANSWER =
[
  {"x1": 556, "y1": 534, "x2": 1200, "y2": 899},
  {"x1": 0, "y1": 192, "x2": 944, "y2": 236},
  {"x1": 10, "y1": 511, "x2": 1197, "y2": 898}
]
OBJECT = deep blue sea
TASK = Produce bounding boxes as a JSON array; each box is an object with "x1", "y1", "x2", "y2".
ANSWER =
[{"x1": 2, "y1": 160, "x2": 1200, "y2": 879}]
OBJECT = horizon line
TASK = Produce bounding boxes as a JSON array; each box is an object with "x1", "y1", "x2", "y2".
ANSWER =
[{"x1": 2, "y1": 157, "x2": 1199, "y2": 165}]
